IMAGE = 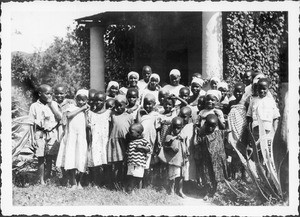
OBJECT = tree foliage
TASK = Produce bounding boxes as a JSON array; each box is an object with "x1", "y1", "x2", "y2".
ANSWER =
[{"x1": 223, "y1": 12, "x2": 288, "y2": 103}]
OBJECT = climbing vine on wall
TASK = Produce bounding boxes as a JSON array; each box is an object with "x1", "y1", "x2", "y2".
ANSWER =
[{"x1": 223, "y1": 11, "x2": 288, "y2": 103}]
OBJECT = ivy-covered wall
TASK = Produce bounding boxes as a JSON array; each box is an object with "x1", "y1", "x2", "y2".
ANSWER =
[{"x1": 223, "y1": 11, "x2": 288, "y2": 103}]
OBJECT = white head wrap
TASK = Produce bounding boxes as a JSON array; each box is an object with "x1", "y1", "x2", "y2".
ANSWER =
[
  {"x1": 149, "y1": 73, "x2": 160, "y2": 83},
  {"x1": 191, "y1": 77, "x2": 204, "y2": 87},
  {"x1": 217, "y1": 81, "x2": 229, "y2": 90},
  {"x1": 169, "y1": 69, "x2": 181, "y2": 77},
  {"x1": 106, "y1": 81, "x2": 119, "y2": 93},
  {"x1": 210, "y1": 76, "x2": 220, "y2": 84},
  {"x1": 75, "y1": 89, "x2": 89, "y2": 98},
  {"x1": 206, "y1": 90, "x2": 221, "y2": 102},
  {"x1": 253, "y1": 73, "x2": 265, "y2": 84},
  {"x1": 128, "y1": 71, "x2": 139, "y2": 80}
]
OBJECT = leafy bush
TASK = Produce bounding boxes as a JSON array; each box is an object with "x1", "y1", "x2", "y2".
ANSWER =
[{"x1": 223, "y1": 12, "x2": 288, "y2": 103}]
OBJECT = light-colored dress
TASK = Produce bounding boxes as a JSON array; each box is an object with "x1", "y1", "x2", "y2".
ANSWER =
[
  {"x1": 56, "y1": 104, "x2": 88, "y2": 172},
  {"x1": 87, "y1": 110, "x2": 110, "y2": 167}
]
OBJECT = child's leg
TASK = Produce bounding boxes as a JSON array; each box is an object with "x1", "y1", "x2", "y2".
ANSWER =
[
  {"x1": 126, "y1": 175, "x2": 135, "y2": 193},
  {"x1": 168, "y1": 179, "x2": 175, "y2": 195},
  {"x1": 77, "y1": 172, "x2": 84, "y2": 189},
  {"x1": 37, "y1": 157, "x2": 45, "y2": 185},
  {"x1": 176, "y1": 177, "x2": 186, "y2": 198},
  {"x1": 91, "y1": 166, "x2": 101, "y2": 186},
  {"x1": 69, "y1": 169, "x2": 77, "y2": 189},
  {"x1": 136, "y1": 177, "x2": 142, "y2": 190},
  {"x1": 45, "y1": 155, "x2": 54, "y2": 179}
]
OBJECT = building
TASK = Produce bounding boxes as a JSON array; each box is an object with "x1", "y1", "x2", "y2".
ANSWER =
[{"x1": 76, "y1": 12, "x2": 224, "y2": 91}]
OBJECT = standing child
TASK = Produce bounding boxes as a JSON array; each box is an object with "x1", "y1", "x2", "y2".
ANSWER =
[
  {"x1": 136, "y1": 93, "x2": 161, "y2": 186},
  {"x1": 217, "y1": 81, "x2": 230, "y2": 116},
  {"x1": 87, "y1": 91, "x2": 111, "y2": 186},
  {"x1": 194, "y1": 114, "x2": 228, "y2": 199},
  {"x1": 88, "y1": 89, "x2": 98, "y2": 112},
  {"x1": 126, "y1": 88, "x2": 140, "y2": 121},
  {"x1": 192, "y1": 95, "x2": 206, "y2": 125},
  {"x1": 29, "y1": 84, "x2": 61, "y2": 184},
  {"x1": 120, "y1": 71, "x2": 140, "y2": 96},
  {"x1": 107, "y1": 95, "x2": 134, "y2": 187},
  {"x1": 138, "y1": 65, "x2": 152, "y2": 90},
  {"x1": 159, "y1": 117, "x2": 189, "y2": 198},
  {"x1": 105, "y1": 98, "x2": 115, "y2": 110},
  {"x1": 189, "y1": 77, "x2": 206, "y2": 106},
  {"x1": 154, "y1": 88, "x2": 169, "y2": 114},
  {"x1": 56, "y1": 89, "x2": 89, "y2": 189},
  {"x1": 140, "y1": 73, "x2": 161, "y2": 105},
  {"x1": 198, "y1": 90, "x2": 225, "y2": 129},
  {"x1": 126, "y1": 123, "x2": 151, "y2": 192}
]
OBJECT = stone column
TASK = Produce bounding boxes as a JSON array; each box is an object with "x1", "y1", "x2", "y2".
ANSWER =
[
  {"x1": 90, "y1": 25, "x2": 105, "y2": 91},
  {"x1": 202, "y1": 12, "x2": 223, "y2": 80}
]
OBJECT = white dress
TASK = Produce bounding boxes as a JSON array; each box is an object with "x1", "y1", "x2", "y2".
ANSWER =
[
  {"x1": 87, "y1": 110, "x2": 110, "y2": 167},
  {"x1": 56, "y1": 105, "x2": 88, "y2": 173}
]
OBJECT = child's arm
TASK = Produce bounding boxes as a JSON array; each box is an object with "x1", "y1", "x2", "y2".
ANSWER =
[
  {"x1": 48, "y1": 99, "x2": 62, "y2": 121},
  {"x1": 135, "y1": 144, "x2": 150, "y2": 153},
  {"x1": 66, "y1": 104, "x2": 89, "y2": 120},
  {"x1": 273, "y1": 118, "x2": 279, "y2": 133},
  {"x1": 171, "y1": 94, "x2": 188, "y2": 106},
  {"x1": 214, "y1": 109, "x2": 226, "y2": 129}
]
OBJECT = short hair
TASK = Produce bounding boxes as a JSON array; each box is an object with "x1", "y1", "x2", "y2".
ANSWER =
[
  {"x1": 54, "y1": 84, "x2": 66, "y2": 92},
  {"x1": 38, "y1": 84, "x2": 51, "y2": 93},
  {"x1": 126, "y1": 87, "x2": 139, "y2": 97},
  {"x1": 234, "y1": 82, "x2": 245, "y2": 91},
  {"x1": 179, "y1": 87, "x2": 190, "y2": 94},
  {"x1": 257, "y1": 77, "x2": 270, "y2": 86},
  {"x1": 94, "y1": 91, "x2": 106, "y2": 100}
]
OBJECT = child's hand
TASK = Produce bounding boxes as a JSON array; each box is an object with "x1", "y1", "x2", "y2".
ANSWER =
[
  {"x1": 214, "y1": 109, "x2": 222, "y2": 117},
  {"x1": 46, "y1": 95, "x2": 53, "y2": 103},
  {"x1": 126, "y1": 108, "x2": 133, "y2": 114},
  {"x1": 83, "y1": 104, "x2": 90, "y2": 111},
  {"x1": 170, "y1": 94, "x2": 177, "y2": 99}
]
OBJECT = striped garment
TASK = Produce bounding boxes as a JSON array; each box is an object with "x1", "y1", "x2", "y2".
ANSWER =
[{"x1": 127, "y1": 138, "x2": 151, "y2": 168}]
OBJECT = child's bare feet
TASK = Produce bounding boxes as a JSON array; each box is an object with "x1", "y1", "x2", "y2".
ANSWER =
[
  {"x1": 77, "y1": 183, "x2": 83, "y2": 189},
  {"x1": 40, "y1": 180, "x2": 46, "y2": 185},
  {"x1": 70, "y1": 185, "x2": 77, "y2": 190}
]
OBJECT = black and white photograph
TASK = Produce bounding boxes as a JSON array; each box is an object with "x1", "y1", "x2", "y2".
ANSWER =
[{"x1": 1, "y1": 1, "x2": 299, "y2": 216}]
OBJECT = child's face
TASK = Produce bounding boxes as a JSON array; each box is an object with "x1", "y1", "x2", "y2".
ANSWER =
[
  {"x1": 172, "y1": 122, "x2": 183, "y2": 136},
  {"x1": 179, "y1": 89, "x2": 190, "y2": 102},
  {"x1": 109, "y1": 85, "x2": 119, "y2": 97},
  {"x1": 205, "y1": 119, "x2": 218, "y2": 134},
  {"x1": 126, "y1": 91, "x2": 138, "y2": 107},
  {"x1": 143, "y1": 68, "x2": 152, "y2": 83},
  {"x1": 233, "y1": 86, "x2": 244, "y2": 102},
  {"x1": 143, "y1": 98, "x2": 155, "y2": 114},
  {"x1": 54, "y1": 87, "x2": 66, "y2": 104},
  {"x1": 170, "y1": 74, "x2": 181, "y2": 86},
  {"x1": 197, "y1": 97, "x2": 205, "y2": 111},
  {"x1": 94, "y1": 94, "x2": 106, "y2": 110},
  {"x1": 257, "y1": 81, "x2": 269, "y2": 98},
  {"x1": 210, "y1": 80, "x2": 218, "y2": 90},
  {"x1": 218, "y1": 87, "x2": 227, "y2": 100},
  {"x1": 243, "y1": 71, "x2": 252, "y2": 86},
  {"x1": 114, "y1": 100, "x2": 126, "y2": 114},
  {"x1": 158, "y1": 92, "x2": 167, "y2": 105},
  {"x1": 129, "y1": 127, "x2": 142, "y2": 140},
  {"x1": 163, "y1": 99, "x2": 173, "y2": 113},
  {"x1": 205, "y1": 94, "x2": 217, "y2": 109},
  {"x1": 191, "y1": 83, "x2": 201, "y2": 96},
  {"x1": 88, "y1": 94, "x2": 96, "y2": 107},
  {"x1": 148, "y1": 77, "x2": 159, "y2": 91},
  {"x1": 179, "y1": 110, "x2": 191, "y2": 125},
  {"x1": 106, "y1": 99, "x2": 115, "y2": 109},
  {"x1": 39, "y1": 86, "x2": 53, "y2": 103},
  {"x1": 76, "y1": 94, "x2": 88, "y2": 107},
  {"x1": 128, "y1": 75, "x2": 138, "y2": 87}
]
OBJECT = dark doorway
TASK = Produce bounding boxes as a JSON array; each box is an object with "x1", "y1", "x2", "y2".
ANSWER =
[{"x1": 166, "y1": 49, "x2": 189, "y2": 86}]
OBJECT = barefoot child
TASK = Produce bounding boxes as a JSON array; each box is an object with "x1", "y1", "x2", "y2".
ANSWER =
[
  {"x1": 56, "y1": 89, "x2": 89, "y2": 189},
  {"x1": 159, "y1": 117, "x2": 189, "y2": 198},
  {"x1": 194, "y1": 114, "x2": 228, "y2": 199},
  {"x1": 107, "y1": 95, "x2": 134, "y2": 187},
  {"x1": 126, "y1": 123, "x2": 151, "y2": 192},
  {"x1": 29, "y1": 84, "x2": 61, "y2": 184},
  {"x1": 87, "y1": 91, "x2": 111, "y2": 186}
]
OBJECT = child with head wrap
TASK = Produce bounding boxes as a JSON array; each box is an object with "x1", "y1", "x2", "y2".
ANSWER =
[
  {"x1": 120, "y1": 71, "x2": 140, "y2": 96},
  {"x1": 140, "y1": 73, "x2": 161, "y2": 106},
  {"x1": 163, "y1": 69, "x2": 185, "y2": 98},
  {"x1": 56, "y1": 89, "x2": 90, "y2": 189},
  {"x1": 106, "y1": 81, "x2": 121, "y2": 99},
  {"x1": 189, "y1": 77, "x2": 206, "y2": 106},
  {"x1": 216, "y1": 81, "x2": 230, "y2": 116}
]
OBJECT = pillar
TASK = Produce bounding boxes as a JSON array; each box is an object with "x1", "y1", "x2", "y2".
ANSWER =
[
  {"x1": 90, "y1": 25, "x2": 105, "y2": 91},
  {"x1": 202, "y1": 12, "x2": 223, "y2": 80}
]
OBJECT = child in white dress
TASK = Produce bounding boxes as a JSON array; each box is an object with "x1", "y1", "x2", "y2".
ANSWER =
[
  {"x1": 56, "y1": 89, "x2": 89, "y2": 189},
  {"x1": 87, "y1": 91, "x2": 111, "y2": 186}
]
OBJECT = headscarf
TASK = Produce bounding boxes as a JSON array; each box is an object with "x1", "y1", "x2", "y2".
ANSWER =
[
  {"x1": 206, "y1": 89, "x2": 221, "y2": 102},
  {"x1": 210, "y1": 76, "x2": 220, "y2": 84},
  {"x1": 169, "y1": 69, "x2": 181, "y2": 77},
  {"x1": 191, "y1": 77, "x2": 204, "y2": 87},
  {"x1": 217, "y1": 81, "x2": 229, "y2": 90},
  {"x1": 253, "y1": 73, "x2": 265, "y2": 84},
  {"x1": 149, "y1": 73, "x2": 160, "y2": 83},
  {"x1": 106, "y1": 81, "x2": 119, "y2": 93},
  {"x1": 128, "y1": 71, "x2": 139, "y2": 80},
  {"x1": 75, "y1": 89, "x2": 89, "y2": 98}
]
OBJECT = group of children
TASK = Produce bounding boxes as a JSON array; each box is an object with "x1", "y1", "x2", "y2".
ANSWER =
[{"x1": 29, "y1": 66, "x2": 280, "y2": 199}]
